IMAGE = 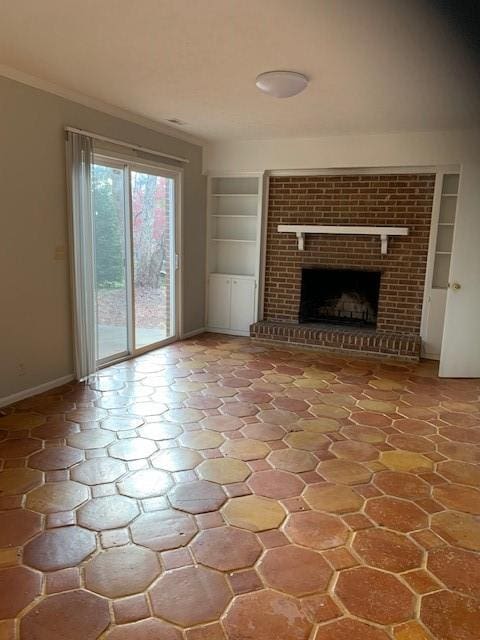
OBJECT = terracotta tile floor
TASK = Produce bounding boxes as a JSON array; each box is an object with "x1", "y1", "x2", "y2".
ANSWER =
[{"x1": 1, "y1": 334, "x2": 480, "y2": 640}]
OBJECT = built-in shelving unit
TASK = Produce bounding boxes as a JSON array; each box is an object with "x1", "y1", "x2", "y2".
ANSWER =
[
  {"x1": 206, "y1": 174, "x2": 263, "y2": 335},
  {"x1": 422, "y1": 172, "x2": 460, "y2": 360},
  {"x1": 432, "y1": 174, "x2": 459, "y2": 289}
]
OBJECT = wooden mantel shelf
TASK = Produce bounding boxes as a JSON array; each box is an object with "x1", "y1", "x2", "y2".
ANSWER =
[{"x1": 277, "y1": 225, "x2": 409, "y2": 254}]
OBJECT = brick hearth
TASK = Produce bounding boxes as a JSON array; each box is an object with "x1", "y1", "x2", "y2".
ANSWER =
[
  {"x1": 251, "y1": 321, "x2": 422, "y2": 360},
  {"x1": 252, "y1": 173, "x2": 435, "y2": 359}
]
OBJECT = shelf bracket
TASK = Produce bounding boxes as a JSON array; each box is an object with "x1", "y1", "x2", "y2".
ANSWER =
[
  {"x1": 380, "y1": 234, "x2": 388, "y2": 255},
  {"x1": 296, "y1": 232, "x2": 305, "y2": 251}
]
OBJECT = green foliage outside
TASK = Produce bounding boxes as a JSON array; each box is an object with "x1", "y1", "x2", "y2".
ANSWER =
[{"x1": 92, "y1": 164, "x2": 125, "y2": 288}]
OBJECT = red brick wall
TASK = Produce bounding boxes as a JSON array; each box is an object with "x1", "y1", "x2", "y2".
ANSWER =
[{"x1": 263, "y1": 174, "x2": 435, "y2": 335}]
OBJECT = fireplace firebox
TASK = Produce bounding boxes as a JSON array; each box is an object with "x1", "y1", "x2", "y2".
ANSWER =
[{"x1": 299, "y1": 268, "x2": 381, "y2": 328}]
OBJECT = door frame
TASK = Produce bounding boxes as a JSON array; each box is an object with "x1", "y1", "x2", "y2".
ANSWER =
[{"x1": 93, "y1": 152, "x2": 183, "y2": 368}]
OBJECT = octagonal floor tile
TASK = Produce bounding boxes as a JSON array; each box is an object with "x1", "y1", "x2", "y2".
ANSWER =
[
  {"x1": 241, "y1": 422, "x2": 286, "y2": 441},
  {"x1": 149, "y1": 565, "x2": 231, "y2": 627},
  {"x1": 223, "y1": 402, "x2": 259, "y2": 417},
  {"x1": 421, "y1": 590, "x2": 480, "y2": 640},
  {"x1": 104, "y1": 618, "x2": 182, "y2": 640},
  {"x1": 71, "y1": 458, "x2": 126, "y2": 485},
  {"x1": 391, "y1": 419, "x2": 436, "y2": 436},
  {"x1": 298, "y1": 417, "x2": 341, "y2": 433},
  {"x1": 0, "y1": 566, "x2": 42, "y2": 618},
  {"x1": 20, "y1": 589, "x2": 110, "y2": 640},
  {"x1": 109, "y1": 438, "x2": 156, "y2": 460},
  {"x1": 180, "y1": 430, "x2": 225, "y2": 450},
  {"x1": 317, "y1": 459, "x2": 371, "y2": 485},
  {"x1": 428, "y1": 547, "x2": 480, "y2": 599},
  {"x1": 350, "y1": 411, "x2": 392, "y2": 427},
  {"x1": 0, "y1": 413, "x2": 45, "y2": 429},
  {"x1": 373, "y1": 471, "x2": 430, "y2": 500},
  {"x1": 248, "y1": 469, "x2": 304, "y2": 499},
  {"x1": 67, "y1": 429, "x2": 116, "y2": 449},
  {"x1": 26, "y1": 481, "x2": 88, "y2": 514},
  {"x1": 0, "y1": 437, "x2": 42, "y2": 458},
  {"x1": 437, "y1": 441, "x2": 480, "y2": 464},
  {"x1": 152, "y1": 447, "x2": 202, "y2": 471},
  {"x1": 138, "y1": 422, "x2": 182, "y2": 440},
  {"x1": 130, "y1": 509, "x2": 197, "y2": 551},
  {"x1": 342, "y1": 425, "x2": 386, "y2": 448},
  {"x1": 314, "y1": 618, "x2": 390, "y2": 640},
  {"x1": 164, "y1": 408, "x2": 204, "y2": 423},
  {"x1": 169, "y1": 480, "x2": 226, "y2": 514},
  {"x1": 379, "y1": 451, "x2": 433, "y2": 473},
  {"x1": 0, "y1": 509, "x2": 42, "y2": 547},
  {"x1": 117, "y1": 468, "x2": 172, "y2": 498},
  {"x1": 303, "y1": 483, "x2": 364, "y2": 513},
  {"x1": 67, "y1": 407, "x2": 108, "y2": 423},
  {"x1": 198, "y1": 458, "x2": 251, "y2": 484},
  {"x1": 223, "y1": 495, "x2": 285, "y2": 531},
  {"x1": 285, "y1": 431, "x2": 329, "y2": 451},
  {"x1": 78, "y1": 495, "x2": 139, "y2": 530},
  {"x1": 387, "y1": 434, "x2": 435, "y2": 453},
  {"x1": 28, "y1": 445, "x2": 83, "y2": 471},
  {"x1": 433, "y1": 484, "x2": 480, "y2": 514},
  {"x1": 437, "y1": 460, "x2": 480, "y2": 486},
  {"x1": 257, "y1": 409, "x2": 299, "y2": 425},
  {"x1": 258, "y1": 545, "x2": 332, "y2": 596},
  {"x1": 100, "y1": 416, "x2": 144, "y2": 431},
  {"x1": 335, "y1": 567, "x2": 414, "y2": 625},
  {"x1": 268, "y1": 449, "x2": 317, "y2": 473},
  {"x1": 365, "y1": 497, "x2": 428, "y2": 533},
  {"x1": 330, "y1": 440, "x2": 379, "y2": 461},
  {"x1": 191, "y1": 526, "x2": 262, "y2": 571},
  {"x1": 285, "y1": 511, "x2": 348, "y2": 550},
  {"x1": 221, "y1": 438, "x2": 270, "y2": 461},
  {"x1": 223, "y1": 589, "x2": 312, "y2": 640},
  {"x1": 353, "y1": 528, "x2": 423, "y2": 573},
  {"x1": 23, "y1": 526, "x2": 96, "y2": 571},
  {"x1": 85, "y1": 545, "x2": 160, "y2": 597},
  {"x1": 201, "y1": 415, "x2": 243, "y2": 432},
  {"x1": 431, "y1": 511, "x2": 480, "y2": 551},
  {"x1": 0, "y1": 468, "x2": 42, "y2": 496}
]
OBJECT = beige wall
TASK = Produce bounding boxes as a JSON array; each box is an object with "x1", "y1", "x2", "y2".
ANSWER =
[{"x1": 0, "y1": 76, "x2": 206, "y2": 399}]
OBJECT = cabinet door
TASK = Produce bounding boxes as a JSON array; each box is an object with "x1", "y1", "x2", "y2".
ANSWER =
[
  {"x1": 208, "y1": 276, "x2": 231, "y2": 329},
  {"x1": 230, "y1": 279, "x2": 256, "y2": 332}
]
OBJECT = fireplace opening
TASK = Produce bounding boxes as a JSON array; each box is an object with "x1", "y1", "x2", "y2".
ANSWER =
[{"x1": 299, "y1": 268, "x2": 381, "y2": 328}]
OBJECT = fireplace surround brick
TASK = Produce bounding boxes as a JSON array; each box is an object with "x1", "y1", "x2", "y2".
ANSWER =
[{"x1": 253, "y1": 173, "x2": 435, "y2": 359}]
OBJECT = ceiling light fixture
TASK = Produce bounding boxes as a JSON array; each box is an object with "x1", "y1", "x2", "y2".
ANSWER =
[{"x1": 255, "y1": 70, "x2": 309, "y2": 98}]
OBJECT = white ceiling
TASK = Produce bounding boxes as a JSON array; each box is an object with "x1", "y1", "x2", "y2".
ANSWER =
[{"x1": 0, "y1": 0, "x2": 479, "y2": 141}]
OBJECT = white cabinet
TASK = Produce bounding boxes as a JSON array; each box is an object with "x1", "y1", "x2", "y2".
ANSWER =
[
  {"x1": 230, "y1": 278, "x2": 256, "y2": 332},
  {"x1": 206, "y1": 174, "x2": 263, "y2": 336},
  {"x1": 207, "y1": 275, "x2": 231, "y2": 330},
  {"x1": 208, "y1": 275, "x2": 256, "y2": 335}
]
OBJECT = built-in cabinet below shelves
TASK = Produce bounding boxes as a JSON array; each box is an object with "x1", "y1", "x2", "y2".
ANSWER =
[{"x1": 206, "y1": 175, "x2": 263, "y2": 335}]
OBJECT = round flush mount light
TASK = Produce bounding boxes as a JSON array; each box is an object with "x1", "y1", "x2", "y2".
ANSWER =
[{"x1": 255, "y1": 70, "x2": 309, "y2": 98}]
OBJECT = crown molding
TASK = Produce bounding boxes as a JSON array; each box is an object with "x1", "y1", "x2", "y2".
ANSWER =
[{"x1": 0, "y1": 64, "x2": 205, "y2": 147}]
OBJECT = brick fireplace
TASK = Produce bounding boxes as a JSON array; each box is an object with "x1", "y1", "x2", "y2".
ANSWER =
[{"x1": 251, "y1": 173, "x2": 435, "y2": 359}]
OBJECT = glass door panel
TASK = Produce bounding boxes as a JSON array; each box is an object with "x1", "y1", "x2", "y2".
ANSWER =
[
  {"x1": 131, "y1": 169, "x2": 176, "y2": 349},
  {"x1": 92, "y1": 162, "x2": 129, "y2": 362}
]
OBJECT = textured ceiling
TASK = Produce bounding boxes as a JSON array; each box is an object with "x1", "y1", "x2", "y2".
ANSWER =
[{"x1": 0, "y1": 0, "x2": 479, "y2": 141}]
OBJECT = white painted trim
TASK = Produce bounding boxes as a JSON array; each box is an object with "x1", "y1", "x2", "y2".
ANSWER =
[
  {"x1": 205, "y1": 327, "x2": 250, "y2": 337},
  {"x1": 0, "y1": 64, "x2": 204, "y2": 146},
  {"x1": 0, "y1": 375, "x2": 75, "y2": 409},
  {"x1": 268, "y1": 166, "x2": 460, "y2": 177},
  {"x1": 181, "y1": 327, "x2": 206, "y2": 339}
]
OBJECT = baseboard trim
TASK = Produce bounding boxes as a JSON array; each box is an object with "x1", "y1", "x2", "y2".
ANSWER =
[
  {"x1": 0, "y1": 374, "x2": 75, "y2": 409},
  {"x1": 181, "y1": 327, "x2": 206, "y2": 339}
]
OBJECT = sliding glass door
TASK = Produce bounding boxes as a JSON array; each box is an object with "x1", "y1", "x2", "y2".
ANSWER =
[{"x1": 92, "y1": 157, "x2": 179, "y2": 365}]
